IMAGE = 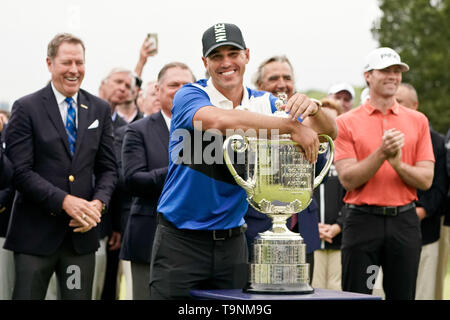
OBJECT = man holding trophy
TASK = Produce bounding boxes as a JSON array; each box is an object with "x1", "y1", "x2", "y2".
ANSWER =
[{"x1": 149, "y1": 23, "x2": 337, "y2": 299}]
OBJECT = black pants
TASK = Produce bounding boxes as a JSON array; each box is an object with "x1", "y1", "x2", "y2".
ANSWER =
[
  {"x1": 149, "y1": 219, "x2": 248, "y2": 300},
  {"x1": 341, "y1": 206, "x2": 421, "y2": 300},
  {"x1": 131, "y1": 261, "x2": 151, "y2": 300},
  {"x1": 13, "y1": 235, "x2": 95, "y2": 300}
]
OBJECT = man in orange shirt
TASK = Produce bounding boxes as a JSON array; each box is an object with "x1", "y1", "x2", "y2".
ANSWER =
[{"x1": 334, "y1": 47, "x2": 435, "y2": 300}]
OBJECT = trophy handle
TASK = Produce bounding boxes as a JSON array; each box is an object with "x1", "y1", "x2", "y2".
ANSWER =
[
  {"x1": 313, "y1": 134, "x2": 335, "y2": 189},
  {"x1": 223, "y1": 134, "x2": 255, "y2": 195}
]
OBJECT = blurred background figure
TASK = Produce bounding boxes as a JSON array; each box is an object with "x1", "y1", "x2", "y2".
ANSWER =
[
  {"x1": 395, "y1": 82, "x2": 449, "y2": 300},
  {"x1": 137, "y1": 81, "x2": 161, "y2": 116},
  {"x1": 327, "y1": 82, "x2": 355, "y2": 113},
  {"x1": 0, "y1": 111, "x2": 15, "y2": 300},
  {"x1": 360, "y1": 87, "x2": 370, "y2": 105},
  {"x1": 312, "y1": 96, "x2": 347, "y2": 291}
]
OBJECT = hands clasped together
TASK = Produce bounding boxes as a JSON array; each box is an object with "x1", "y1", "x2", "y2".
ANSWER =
[
  {"x1": 381, "y1": 128, "x2": 405, "y2": 168},
  {"x1": 63, "y1": 195, "x2": 102, "y2": 233}
]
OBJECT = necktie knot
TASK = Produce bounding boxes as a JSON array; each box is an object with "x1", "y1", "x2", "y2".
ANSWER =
[{"x1": 65, "y1": 97, "x2": 74, "y2": 106}]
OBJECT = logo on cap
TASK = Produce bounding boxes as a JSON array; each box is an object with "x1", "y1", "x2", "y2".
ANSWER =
[
  {"x1": 380, "y1": 52, "x2": 399, "y2": 61},
  {"x1": 214, "y1": 23, "x2": 227, "y2": 43}
]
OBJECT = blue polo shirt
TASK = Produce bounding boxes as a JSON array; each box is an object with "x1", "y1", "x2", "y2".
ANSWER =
[{"x1": 157, "y1": 79, "x2": 278, "y2": 230}]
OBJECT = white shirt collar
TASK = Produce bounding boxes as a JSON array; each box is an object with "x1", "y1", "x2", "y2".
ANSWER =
[
  {"x1": 205, "y1": 78, "x2": 249, "y2": 110},
  {"x1": 160, "y1": 109, "x2": 171, "y2": 132},
  {"x1": 50, "y1": 82, "x2": 78, "y2": 105}
]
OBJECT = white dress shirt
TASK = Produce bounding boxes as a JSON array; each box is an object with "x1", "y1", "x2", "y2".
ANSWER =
[{"x1": 51, "y1": 82, "x2": 79, "y2": 128}]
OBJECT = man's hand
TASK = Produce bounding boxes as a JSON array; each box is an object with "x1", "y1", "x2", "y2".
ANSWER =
[
  {"x1": 135, "y1": 36, "x2": 158, "y2": 78},
  {"x1": 318, "y1": 223, "x2": 341, "y2": 243},
  {"x1": 290, "y1": 123, "x2": 319, "y2": 163},
  {"x1": 381, "y1": 128, "x2": 404, "y2": 159},
  {"x1": 108, "y1": 231, "x2": 122, "y2": 251},
  {"x1": 63, "y1": 195, "x2": 101, "y2": 232},
  {"x1": 416, "y1": 207, "x2": 427, "y2": 221},
  {"x1": 283, "y1": 93, "x2": 321, "y2": 121},
  {"x1": 140, "y1": 36, "x2": 158, "y2": 60},
  {"x1": 90, "y1": 199, "x2": 104, "y2": 214},
  {"x1": 387, "y1": 148, "x2": 403, "y2": 169}
]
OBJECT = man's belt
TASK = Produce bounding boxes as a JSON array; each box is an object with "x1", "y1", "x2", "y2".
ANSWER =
[
  {"x1": 345, "y1": 202, "x2": 415, "y2": 217},
  {"x1": 158, "y1": 214, "x2": 246, "y2": 241}
]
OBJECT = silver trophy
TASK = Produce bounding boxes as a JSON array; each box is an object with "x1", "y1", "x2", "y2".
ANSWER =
[{"x1": 223, "y1": 94, "x2": 334, "y2": 293}]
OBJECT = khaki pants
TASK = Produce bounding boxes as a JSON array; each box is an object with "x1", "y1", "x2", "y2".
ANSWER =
[
  {"x1": 435, "y1": 222, "x2": 450, "y2": 300},
  {"x1": 416, "y1": 240, "x2": 440, "y2": 300},
  {"x1": 118, "y1": 260, "x2": 133, "y2": 300},
  {"x1": 312, "y1": 249, "x2": 341, "y2": 291}
]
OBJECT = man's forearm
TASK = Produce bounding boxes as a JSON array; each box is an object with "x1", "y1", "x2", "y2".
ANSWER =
[
  {"x1": 193, "y1": 107, "x2": 297, "y2": 137},
  {"x1": 390, "y1": 160, "x2": 434, "y2": 190},
  {"x1": 303, "y1": 109, "x2": 337, "y2": 139},
  {"x1": 335, "y1": 147, "x2": 387, "y2": 191}
]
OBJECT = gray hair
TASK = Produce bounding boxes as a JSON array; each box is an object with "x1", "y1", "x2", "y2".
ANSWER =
[
  {"x1": 47, "y1": 33, "x2": 85, "y2": 60},
  {"x1": 252, "y1": 55, "x2": 294, "y2": 87},
  {"x1": 140, "y1": 80, "x2": 157, "y2": 99},
  {"x1": 102, "y1": 68, "x2": 136, "y2": 90}
]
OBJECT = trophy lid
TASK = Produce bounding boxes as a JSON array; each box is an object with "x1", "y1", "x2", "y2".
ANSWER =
[{"x1": 273, "y1": 92, "x2": 290, "y2": 118}]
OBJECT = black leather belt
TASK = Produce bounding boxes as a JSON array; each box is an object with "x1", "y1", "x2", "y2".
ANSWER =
[
  {"x1": 158, "y1": 214, "x2": 246, "y2": 241},
  {"x1": 345, "y1": 202, "x2": 415, "y2": 217}
]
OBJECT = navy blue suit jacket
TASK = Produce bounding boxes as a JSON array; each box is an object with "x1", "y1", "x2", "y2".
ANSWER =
[
  {"x1": 4, "y1": 84, "x2": 117, "y2": 255},
  {"x1": 119, "y1": 111, "x2": 169, "y2": 263},
  {"x1": 417, "y1": 128, "x2": 449, "y2": 244},
  {"x1": 0, "y1": 131, "x2": 13, "y2": 190},
  {"x1": 0, "y1": 128, "x2": 14, "y2": 237}
]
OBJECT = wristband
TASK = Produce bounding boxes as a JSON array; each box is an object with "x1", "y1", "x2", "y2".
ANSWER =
[{"x1": 309, "y1": 98, "x2": 322, "y2": 117}]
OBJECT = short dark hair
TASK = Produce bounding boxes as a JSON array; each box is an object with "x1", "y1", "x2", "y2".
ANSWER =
[
  {"x1": 157, "y1": 62, "x2": 196, "y2": 84},
  {"x1": 252, "y1": 55, "x2": 294, "y2": 87},
  {"x1": 47, "y1": 33, "x2": 85, "y2": 60}
]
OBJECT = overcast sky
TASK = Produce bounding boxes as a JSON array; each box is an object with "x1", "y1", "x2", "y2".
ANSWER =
[{"x1": 0, "y1": 0, "x2": 382, "y2": 106}]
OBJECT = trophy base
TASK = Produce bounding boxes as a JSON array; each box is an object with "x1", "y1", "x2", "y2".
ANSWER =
[
  {"x1": 247, "y1": 236, "x2": 313, "y2": 294},
  {"x1": 244, "y1": 282, "x2": 314, "y2": 294}
]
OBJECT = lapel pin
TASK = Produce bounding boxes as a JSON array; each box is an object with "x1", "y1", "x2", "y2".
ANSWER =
[{"x1": 80, "y1": 104, "x2": 88, "y2": 109}]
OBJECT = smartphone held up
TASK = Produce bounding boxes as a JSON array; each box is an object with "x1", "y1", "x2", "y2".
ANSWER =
[{"x1": 145, "y1": 33, "x2": 158, "y2": 55}]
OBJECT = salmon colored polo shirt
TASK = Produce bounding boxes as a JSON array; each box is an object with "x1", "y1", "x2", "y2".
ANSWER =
[{"x1": 334, "y1": 100, "x2": 435, "y2": 206}]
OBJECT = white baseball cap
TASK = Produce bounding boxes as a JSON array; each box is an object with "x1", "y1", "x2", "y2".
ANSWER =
[
  {"x1": 328, "y1": 82, "x2": 355, "y2": 99},
  {"x1": 360, "y1": 87, "x2": 370, "y2": 103},
  {"x1": 364, "y1": 47, "x2": 409, "y2": 72}
]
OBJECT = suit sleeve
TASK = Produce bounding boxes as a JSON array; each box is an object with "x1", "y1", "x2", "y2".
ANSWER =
[
  {"x1": 5, "y1": 100, "x2": 67, "y2": 213},
  {"x1": 92, "y1": 106, "x2": 118, "y2": 207},
  {"x1": 0, "y1": 146, "x2": 13, "y2": 190},
  {"x1": 122, "y1": 125, "x2": 168, "y2": 198}
]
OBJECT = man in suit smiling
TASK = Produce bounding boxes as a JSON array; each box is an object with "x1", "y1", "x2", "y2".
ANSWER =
[{"x1": 5, "y1": 33, "x2": 117, "y2": 300}]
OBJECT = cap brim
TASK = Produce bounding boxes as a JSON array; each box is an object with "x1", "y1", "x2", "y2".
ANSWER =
[
  {"x1": 204, "y1": 42, "x2": 245, "y2": 57},
  {"x1": 365, "y1": 62, "x2": 409, "y2": 72}
]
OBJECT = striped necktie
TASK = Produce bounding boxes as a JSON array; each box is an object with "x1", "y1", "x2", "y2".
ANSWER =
[{"x1": 65, "y1": 97, "x2": 77, "y2": 155}]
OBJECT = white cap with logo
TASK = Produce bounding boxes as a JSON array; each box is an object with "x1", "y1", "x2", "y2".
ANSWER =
[
  {"x1": 364, "y1": 47, "x2": 409, "y2": 72},
  {"x1": 328, "y1": 82, "x2": 355, "y2": 99}
]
